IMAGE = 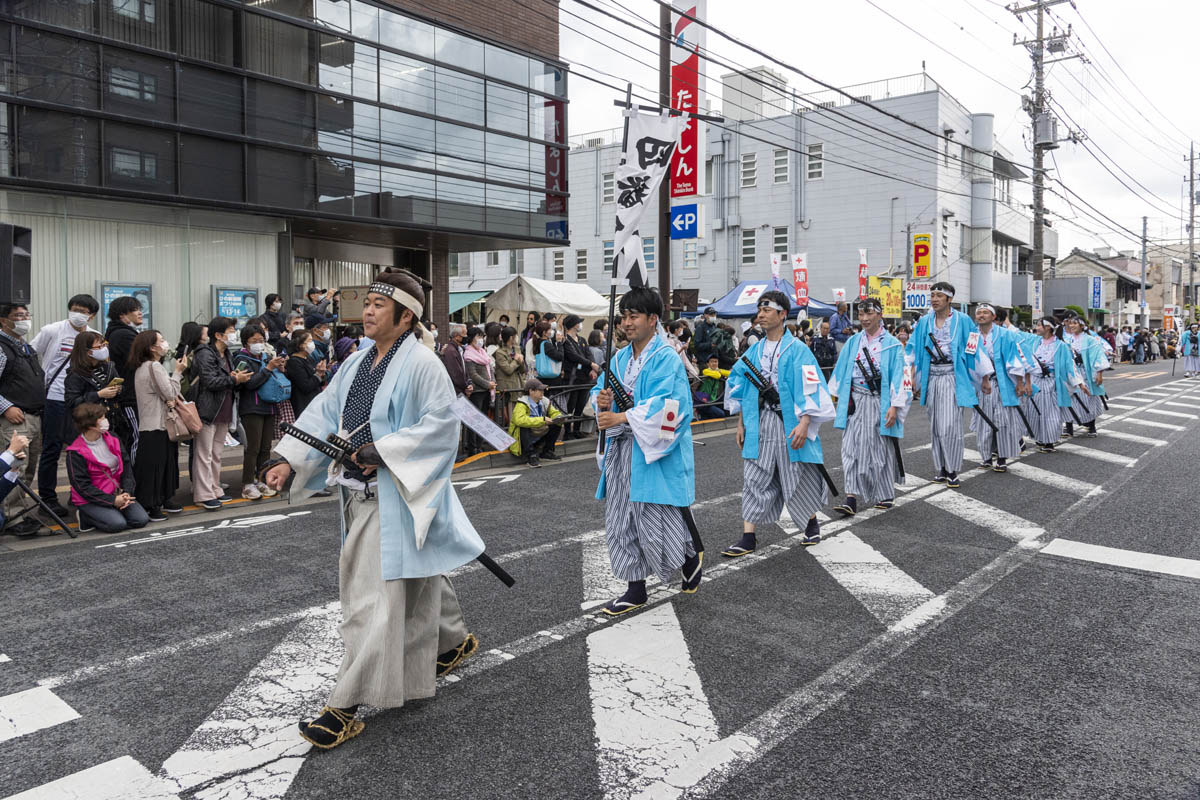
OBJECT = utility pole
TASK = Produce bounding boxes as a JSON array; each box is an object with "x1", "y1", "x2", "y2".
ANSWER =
[
  {"x1": 1189, "y1": 143, "x2": 1195, "y2": 320},
  {"x1": 1141, "y1": 215, "x2": 1149, "y2": 330},
  {"x1": 658, "y1": 3, "x2": 672, "y2": 316},
  {"x1": 1010, "y1": 0, "x2": 1078, "y2": 282}
]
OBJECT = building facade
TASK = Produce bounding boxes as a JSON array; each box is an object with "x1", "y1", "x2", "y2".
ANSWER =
[
  {"x1": 452, "y1": 70, "x2": 1058, "y2": 315},
  {"x1": 1054, "y1": 246, "x2": 1183, "y2": 328},
  {"x1": 0, "y1": 0, "x2": 567, "y2": 335}
]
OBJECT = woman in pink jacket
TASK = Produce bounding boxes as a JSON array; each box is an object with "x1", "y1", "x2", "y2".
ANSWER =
[{"x1": 65, "y1": 402, "x2": 149, "y2": 533}]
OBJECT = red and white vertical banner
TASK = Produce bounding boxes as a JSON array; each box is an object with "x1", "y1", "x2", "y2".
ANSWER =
[
  {"x1": 791, "y1": 252, "x2": 809, "y2": 307},
  {"x1": 669, "y1": 0, "x2": 706, "y2": 198},
  {"x1": 770, "y1": 253, "x2": 783, "y2": 280},
  {"x1": 857, "y1": 249, "x2": 869, "y2": 300}
]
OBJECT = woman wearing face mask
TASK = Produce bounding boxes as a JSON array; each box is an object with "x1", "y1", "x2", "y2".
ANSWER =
[
  {"x1": 131, "y1": 329, "x2": 187, "y2": 521},
  {"x1": 175, "y1": 322, "x2": 207, "y2": 400},
  {"x1": 65, "y1": 402, "x2": 149, "y2": 533},
  {"x1": 462, "y1": 326, "x2": 497, "y2": 456},
  {"x1": 191, "y1": 317, "x2": 253, "y2": 510},
  {"x1": 64, "y1": 332, "x2": 121, "y2": 417},
  {"x1": 233, "y1": 324, "x2": 287, "y2": 501},
  {"x1": 285, "y1": 330, "x2": 328, "y2": 416},
  {"x1": 256, "y1": 293, "x2": 287, "y2": 349}
]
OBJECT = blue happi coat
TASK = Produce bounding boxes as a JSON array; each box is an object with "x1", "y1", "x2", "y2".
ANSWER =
[
  {"x1": 982, "y1": 326, "x2": 1026, "y2": 408},
  {"x1": 727, "y1": 334, "x2": 828, "y2": 464},
  {"x1": 590, "y1": 335, "x2": 695, "y2": 507},
  {"x1": 1065, "y1": 332, "x2": 1109, "y2": 398},
  {"x1": 829, "y1": 330, "x2": 907, "y2": 439},
  {"x1": 276, "y1": 336, "x2": 485, "y2": 580},
  {"x1": 912, "y1": 309, "x2": 986, "y2": 408},
  {"x1": 1181, "y1": 329, "x2": 1200, "y2": 357},
  {"x1": 1025, "y1": 334, "x2": 1078, "y2": 408}
]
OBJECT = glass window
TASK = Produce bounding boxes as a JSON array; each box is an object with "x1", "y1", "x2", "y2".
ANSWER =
[
  {"x1": 314, "y1": 0, "x2": 350, "y2": 32},
  {"x1": 315, "y1": 93, "x2": 354, "y2": 154},
  {"x1": 180, "y1": 134, "x2": 243, "y2": 202},
  {"x1": 108, "y1": 66, "x2": 156, "y2": 101},
  {"x1": 602, "y1": 173, "x2": 615, "y2": 203},
  {"x1": 436, "y1": 66, "x2": 484, "y2": 125},
  {"x1": 249, "y1": 80, "x2": 315, "y2": 147},
  {"x1": 105, "y1": 123, "x2": 175, "y2": 193},
  {"x1": 350, "y1": 0, "x2": 378, "y2": 40},
  {"x1": 380, "y1": 165, "x2": 436, "y2": 225},
  {"x1": 553, "y1": 251, "x2": 564, "y2": 281},
  {"x1": 773, "y1": 226, "x2": 788, "y2": 254},
  {"x1": 16, "y1": 29, "x2": 99, "y2": 110},
  {"x1": 487, "y1": 82, "x2": 527, "y2": 136},
  {"x1": 352, "y1": 160, "x2": 381, "y2": 217},
  {"x1": 437, "y1": 176, "x2": 485, "y2": 231},
  {"x1": 10, "y1": 1, "x2": 97, "y2": 33},
  {"x1": 353, "y1": 103, "x2": 380, "y2": 159},
  {"x1": 486, "y1": 44, "x2": 529, "y2": 87},
  {"x1": 436, "y1": 122, "x2": 484, "y2": 176},
  {"x1": 530, "y1": 62, "x2": 566, "y2": 98},
  {"x1": 487, "y1": 184, "x2": 531, "y2": 236},
  {"x1": 448, "y1": 252, "x2": 461, "y2": 278},
  {"x1": 741, "y1": 229, "x2": 756, "y2": 265},
  {"x1": 436, "y1": 28, "x2": 484, "y2": 73},
  {"x1": 180, "y1": 64, "x2": 242, "y2": 134},
  {"x1": 509, "y1": 251, "x2": 523, "y2": 275},
  {"x1": 486, "y1": 133, "x2": 533, "y2": 186},
  {"x1": 740, "y1": 152, "x2": 756, "y2": 188},
  {"x1": 535, "y1": 98, "x2": 567, "y2": 144},
  {"x1": 380, "y1": 8, "x2": 435, "y2": 59},
  {"x1": 486, "y1": 251, "x2": 500, "y2": 267},
  {"x1": 317, "y1": 155, "x2": 354, "y2": 212},
  {"x1": 379, "y1": 50, "x2": 434, "y2": 114},
  {"x1": 352, "y1": 43, "x2": 378, "y2": 101},
  {"x1": 683, "y1": 241, "x2": 698, "y2": 270},
  {"x1": 244, "y1": 13, "x2": 314, "y2": 85},
  {"x1": 177, "y1": 0, "x2": 235, "y2": 66},
  {"x1": 16, "y1": 109, "x2": 101, "y2": 186},
  {"x1": 251, "y1": 146, "x2": 315, "y2": 208},
  {"x1": 112, "y1": 0, "x2": 156, "y2": 23},
  {"x1": 644, "y1": 237, "x2": 655, "y2": 273},
  {"x1": 807, "y1": 143, "x2": 823, "y2": 180},
  {"x1": 318, "y1": 33, "x2": 354, "y2": 95},
  {"x1": 576, "y1": 249, "x2": 588, "y2": 280},
  {"x1": 103, "y1": 49, "x2": 174, "y2": 122},
  {"x1": 774, "y1": 148, "x2": 789, "y2": 183},
  {"x1": 381, "y1": 109, "x2": 434, "y2": 169},
  {"x1": 603, "y1": 241, "x2": 615, "y2": 267}
]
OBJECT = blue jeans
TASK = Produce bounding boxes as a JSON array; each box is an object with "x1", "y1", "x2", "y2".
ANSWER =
[
  {"x1": 37, "y1": 399, "x2": 66, "y2": 502},
  {"x1": 78, "y1": 501, "x2": 149, "y2": 533},
  {"x1": 1135, "y1": 345, "x2": 1145, "y2": 364}
]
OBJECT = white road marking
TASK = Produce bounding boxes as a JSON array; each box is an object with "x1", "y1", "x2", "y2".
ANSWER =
[
  {"x1": 158, "y1": 608, "x2": 341, "y2": 796},
  {"x1": 1102, "y1": 403, "x2": 1136, "y2": 410},
  {"x1": 582, "y1": 536, "x2": 638, "y2": 611},
  {"x1": 1142, "y1": 407, "x2": 1198, "y2": 419},
  {"x1": 587, "y1": 603, "x2": 753, "y2": 800},
  {"x1": 1116, "y1": 417, "x2": 1186, "y2": 431},
  {"x1": 1054, "y1": 441, "x2": 1138, "y2": 467},
  {"x1": 3, "y1": 756, "x2": 178, "y2": 800},
  {"x1": 1098, "y1": 429, "x2": 1166, "y2": 446},
  {"x1": 1162, "y1": 401, "x2": 1197, "y2": 409},
  {"x1": 0, "y1": 686, "x2": 81, "y2": 743},
  {"x1": 1041, "y1": 539, "x2": 1200, "y2": 581},
  {"x1": 0, "y1": 654, "x2": 10, "y2": 664},
  {"x1": 806, "y1": 533, "x2": 935, "y2": 625},
  {"x1": 1007, "y1": 462, "x2": 1101, "y2": 496},
  {"x1": 925, "y1": 492, "x2": 1043, "y2": 543},
  {"x1": 894, "y1": 473, "x2": 927, "y2": 493},
  {"x1": 95, "y1": 511, "x2": 314, "y2": 550}
]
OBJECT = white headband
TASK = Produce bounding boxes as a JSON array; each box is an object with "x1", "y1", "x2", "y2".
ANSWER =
[
  {"x1": 931, "y1": 287, "x2": 955, "y2": 299},
  {"x1": 368, "y1": 282, "x2": 424, "y2": 319},
  {"x1": 977, "y1": 303, "x2": 996, "y2": 315},
  {"x1": 757, "y1": 300, "x2": 785, "y2": 312}
]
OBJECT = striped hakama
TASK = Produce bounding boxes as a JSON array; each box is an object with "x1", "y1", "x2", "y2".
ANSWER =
[
  {"x1": 603, "y1": 428, "x2": 694, "y2": 582},
  {"x1": 926, "y1": 363, "x2": 965, "y2": 474},
  {"x1": 328, "y1": 488, "x2": 469, "y2": 709},
  {"x1": 742, "y1": 408, "x2": 828, "y2": 525},
  {"x1": 1030, "y1": 374, "x2": 1062, "y2": 444},
  {"x1": 1185, "y1": 355, "x2": 1200, "y2": 373},
  {"x1": 972, "y1": 382, "x2": 1022, "y2": 460},
  {"x1": 1068, "y1": 386, "x2": 1099, "y2": 424},
  {"x1": 842, "y1": 386, "x2": 901, "y2": 504}
]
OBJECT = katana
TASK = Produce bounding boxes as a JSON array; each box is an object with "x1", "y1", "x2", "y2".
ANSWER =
[{"x1": 857, "y1": 349, "x2": 905, "y2": 480}]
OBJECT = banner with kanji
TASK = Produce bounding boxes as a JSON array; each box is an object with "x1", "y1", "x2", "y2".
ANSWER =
[
  {"x1": 791, "y1": 252, "x2": 808, "y2": 307},
  {"x1": 669, "y1": 0, "x2": 706, "y2": 198},
  {"x1": 858, "y1": 249, "x2": 869, "y2": 300},
  {"x1": 613, "y1": 110, "x2": 687, "y2": 288}
]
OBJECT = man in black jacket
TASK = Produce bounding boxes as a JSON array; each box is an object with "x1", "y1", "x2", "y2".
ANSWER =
[
  {"x1": 560, "y1": 314, "x2": 599, "y2": 439},
  {"x1": 0, "y1": 304, "x2": 44, "y2": 535},
  {"x1": 693, "y1": 307, "x2": 717, "y2": 363},
  {"x1": 103, "y1": 295, "x2": 143, "y2": 459},
  {"x1": 256, "y1": 293, "x2": 288, "y2": 350}
]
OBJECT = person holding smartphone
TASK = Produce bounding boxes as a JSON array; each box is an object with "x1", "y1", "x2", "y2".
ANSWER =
[
  {"x1": 191, "y1": 317, "x2": 253, "y2": 510},
  {"x1": 233, "y1": 323, "x2": 286, "y2": 501}
]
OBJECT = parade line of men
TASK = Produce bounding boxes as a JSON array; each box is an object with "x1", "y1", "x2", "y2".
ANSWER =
[{"x1": 262, "y1": 276, "x2": 1118, "y2": 750}]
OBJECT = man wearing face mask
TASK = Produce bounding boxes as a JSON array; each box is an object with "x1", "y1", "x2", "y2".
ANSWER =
[
  {"x1": 30, "y1": 294, "x2": 100, "y2": 517},
  {"x1": 103, "y1": 296, "x2": 145, "y2": 460},
  {"x1": 694, "y1": 307, "x2": 718, "y2": 365},
  {"x1": 257, "y1": 293, "x2": 288, "y2": 350},
  {"x1": 0, "y1": 303, "x2": 46, "y2": 534},
  {"x1": 307, "y1": 319, "x2": 334, "y2": 363}
]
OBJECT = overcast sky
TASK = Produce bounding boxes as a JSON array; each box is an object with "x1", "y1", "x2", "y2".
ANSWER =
[{"x1": 557, "y1": 0, "x2": 1199, "y2": 257}]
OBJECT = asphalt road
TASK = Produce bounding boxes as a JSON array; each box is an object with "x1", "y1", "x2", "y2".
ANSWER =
[{"x1": 1, "y1": 361, "x2": 1198, "y2": 799}]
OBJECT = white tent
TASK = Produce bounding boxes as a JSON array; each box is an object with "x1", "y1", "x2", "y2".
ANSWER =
[{"x1": 485, "y1": 275, "x2": 611, "y2": 320}]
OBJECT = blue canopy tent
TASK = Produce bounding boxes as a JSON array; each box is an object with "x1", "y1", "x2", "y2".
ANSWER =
[{"x1": 681, "y1": 278, "x2": 837, "y2": 319}]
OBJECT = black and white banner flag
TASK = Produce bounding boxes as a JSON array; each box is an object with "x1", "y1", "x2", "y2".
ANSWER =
[{"x1": 612, "y1": 110, "x2": 687, "y2": 289}]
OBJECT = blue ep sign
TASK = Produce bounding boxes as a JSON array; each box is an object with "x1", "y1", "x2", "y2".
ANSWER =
[{"x1": 670, "y1": 203, "x2": 699, "y2": 239}]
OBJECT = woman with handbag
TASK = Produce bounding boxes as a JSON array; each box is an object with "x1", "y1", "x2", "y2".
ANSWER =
[
  {"x1": 131, "y1": 329, "x2": 186, "y2": 521},
  {"x1": 533, "y1": 321, "x2": 564, "y2": 387}
]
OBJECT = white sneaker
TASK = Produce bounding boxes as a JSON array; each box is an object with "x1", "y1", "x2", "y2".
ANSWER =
[
  {"x1": 242, "y1": 484, "x2": 262, "y2": 500},
  {"x1": 257, "y1": 481, "x2": 278, "y2": 498}
]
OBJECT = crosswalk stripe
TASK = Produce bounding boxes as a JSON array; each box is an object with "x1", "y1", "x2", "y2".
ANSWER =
[
  {"x1": 1116, "y1": 417, "x2": 1185, "y2": 431},
  {"x1": 1098, "y1": 428, "x2": 1166, "y2": 446},
  {"x1": 0, "y1": 687, "x2": 80, "y2": 743},
  {"x1": 806, "y1": 532, "x2": 935, "y2": 625},
  {"x1": 1007, "y1": 462, "x2": 1101, "y2": 495},
  {"x1": 1103, "y1": 403, "x2": 1136, "y2": 410},
  {"x1": 1041, "y1": 539, "x2": 1200, "y2": 581},
  {"x1": 582, "y1": 536, "x2": 641, "y2": 611},
  {"x1": 1142, "y1": 407, "x2": 1198, "y2": 419},
  {"x1": 0, "y1": 654, "x2": 10, "y2": 664},
  {"x1": 3, "y1": 756, "x2": 178, "y2": 800},
  {"x1": 925, "y1": 492, "x2": 1044, "y2": 542},
  {"x1": 1053, "y1": 441, "x2": 1138, "y2": 466},
  {"x1": 1162, "y1": 401, "x2": 1198, "y2": 409}
]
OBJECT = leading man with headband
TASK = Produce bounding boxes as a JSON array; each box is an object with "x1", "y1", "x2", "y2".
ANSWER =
[
  {"x1": 721, "y1": 290, "x2": 835, "y2": 556},
  {"x1": 591, "y1": 286, "x2": 702, "y2": 616},
  {"x1": 911, "y1": 282, "x2": 993, "y2": 488},
  {"x1": 828, "y1": 297, "x2": 908, "y2": 515},
  {"x1": 264, "y1": 268, "x2": 485, "y2": 750}
]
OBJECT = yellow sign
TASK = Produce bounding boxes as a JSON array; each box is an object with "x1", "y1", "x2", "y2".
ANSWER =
[
  {"x1": 912, "y1": 233, "x2": 932, "y2": 278},
  {"x1": 868, "y1": 276, "x2": 903, "y2": 318}
]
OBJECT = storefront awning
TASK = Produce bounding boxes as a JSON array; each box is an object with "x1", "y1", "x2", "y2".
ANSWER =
[{"x1": 448, "y1": 290, "x2": 491, "y2": 314}]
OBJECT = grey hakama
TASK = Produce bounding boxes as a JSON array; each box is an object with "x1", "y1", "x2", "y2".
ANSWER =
[
  {"x1": 926, "y1": 363, "x2": 965, "y2": 474},
  {"x1": 1185, "y1": 355, "x2": 1200, "y2": 374},
  {"x1": 602, "y1": 427, "x2": 693, "y2": 582},
  {"x1": 1030, "y1": 373, "x2": 1063, "y2": 444},
  {"x1": 842, "y1": 386, "x2": 901, "y2": 503},
  {"x1": 972, "y1": 383, "x2": 1022, "y2": 460},
  {"x1": 327, "y1": 488, "x2": 469, "y2": 709},
  {"x1": 1068, "y1": 385, "x2": 1099, "y2": 424},
  {"x1": 741, "y1": 409, "x2": 828, "y2": 525}
]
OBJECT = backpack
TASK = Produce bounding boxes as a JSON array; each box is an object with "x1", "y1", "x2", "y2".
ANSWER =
[{"x1": 536, "y1": 340, "x2": 562, "y2": 380}]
